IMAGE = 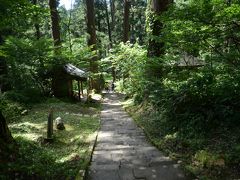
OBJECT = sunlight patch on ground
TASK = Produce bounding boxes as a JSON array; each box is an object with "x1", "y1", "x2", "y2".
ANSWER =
[
  {"x1": 70, "y1": 135, "x2": 83, "y2": 142},
  {"x1": 109, "y1": 102, "x2": 121, "y2": 106},
  {"x1": 122, "y1": 98, "x2": 134, "y2": 108},
  {"x1": 62, "y1": 124, "x2": 75, "y2": 131},
  {"x1": 56, "y1": 152, "x2": 82, "y2": 163},
  {"x1": 86, "y1": 132, "x2": 98, "y2": 143},
  {"x1": 14, "y1": 133, "x2": 42, "y2": 141},
  {"x1": 99, "y1": 131, "x2": 114, "y2": 137},
  {"x1": 91, "y1": 93, "x2": 102, "y2": 101},
  {"x1": 9, "y1": 121, "x2": 45, "y2": 129}
]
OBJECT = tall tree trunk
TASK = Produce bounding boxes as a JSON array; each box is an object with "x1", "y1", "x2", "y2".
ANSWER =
[
  {"x1": 130, "y1": 0, "x2": 135, "y2": 44},
  {"x1": 110, "y1": 0, "x2": 115, "y2": 35},
  {"x1": 123, "y1": 0, "x2": 131, "y2": 43},
  {"x1": 105, "y1": 0, "x2": 113, "y2": 48},
  {"x1": 49, "y1": 0, "x2": 64, "y2": 97},
  {"x1": 34, "y1": 23, "x2": 41, "y2": 40},
  {"x1": 49, "y1": 0, "x2": 61, "y2": 48},
  {"x1": 33, "y1": 0, "x2": 41, "y2": 39},
  {"x1": 86, "y1": 0, "x2": 100, "y2": 92},
  {"x1": 147, "y1": 0, "x2": 171, "y2": 57},
  {"x1": 138, "y1": 13, "x2": 143, "y2": 45},
  {"x1": 0, "y1": 35, "x2": 9, "y2": 92},
  {"x1": 97, "y1": 12, "x2": 101, "y2": 32},
  {"x1": 67, "y1": 5, "x2": 73, "y2": 54},
  {"x1": 0, "y1": 111, "x2": 14, "y2": 144},
  {"x1": 109, "y1": 0, "x2": 116, "y2": 82}
]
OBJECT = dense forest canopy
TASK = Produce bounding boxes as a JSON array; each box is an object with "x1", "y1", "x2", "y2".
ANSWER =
[{"x1": 1, "y1": 0, "x2": 240, "y2": 179}]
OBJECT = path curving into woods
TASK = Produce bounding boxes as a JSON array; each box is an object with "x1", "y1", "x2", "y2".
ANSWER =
[{"x1": 88, "y1": 93, "x2": 189, "y2": 180}]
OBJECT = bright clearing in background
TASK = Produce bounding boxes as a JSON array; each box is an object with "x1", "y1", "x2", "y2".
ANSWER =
[{"x1": 59, "y1": 0, "x2": 75, "y2": 10}]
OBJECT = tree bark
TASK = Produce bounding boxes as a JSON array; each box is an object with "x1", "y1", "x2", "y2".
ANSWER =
[
  {"x1": 105, "y1": 0, "x2": 113, "y2": 48},
  {"x1": 138, "y1": 13, "x2": 143, "y2": 45},
  {"x1": 0, "y1": 111, "x2": 14, "y2": 144},
  {"x1": 110, "y1": 0, "x2": 115, "y2": 34},
  {"x1": 109, "y1": 0, "x2": 116, "y2": 81},
  {"x1": 49, "y1": 0, "x2": 64, "y2": 97},
  {"x1": 0, "y1": 35, "x2": 9, "y2": 92},
  {"x1": 0, "y1": 111, "x2": 17, "y2": 162},
  {"x1": 123, "y1": 0, "x2": 131, "y2": 43},
  {"x1": 86, "y1": 0, "x2": 100, "y2": 92},
  {"x1": 147, "y1": 0, "x2": 171, "y2": 57},
  {"x1": 97, "y1": 12, "x2": 102, "y2": 32},
  {"x1": 32, "y1": 0, "x2": 41, "y2": 39},
  {"x1": 67, "y1": 6, "x2": 73, "y2": 54},
  {"x1": 49, "y1": 0, "x2": 61, "y2": 48},
  {"x1": 130, "y1": 0, "x2": 135, "y2": 43}
]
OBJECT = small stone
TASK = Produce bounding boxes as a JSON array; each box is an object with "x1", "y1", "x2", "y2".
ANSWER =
[{"x1": 55, "y1": 117, "x2": 65, "y2": 130}]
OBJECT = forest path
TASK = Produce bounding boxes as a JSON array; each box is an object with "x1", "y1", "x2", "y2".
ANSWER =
[{"x1": 88, "y1": 93, "x2": 188, "y2": 180}]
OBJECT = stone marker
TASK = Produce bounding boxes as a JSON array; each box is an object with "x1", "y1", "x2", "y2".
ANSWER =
[
  {"x1": 55, "y1": 117, "x2": 65, "y2": 130},
  {"x1": 44, "y1": 109, "x2": 54, "y2": 143}
]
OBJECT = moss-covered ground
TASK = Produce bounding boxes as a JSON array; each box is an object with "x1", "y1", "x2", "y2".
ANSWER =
[{"x1": 1, "y1": 98, "x2": 100, "y2": 180}]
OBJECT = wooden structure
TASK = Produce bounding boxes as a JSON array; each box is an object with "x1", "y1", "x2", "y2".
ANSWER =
[
  {"x1": 175, "y1": 53, "x2": 205, "y2": 68},
  {"x1": 52, "y1": 64, "x2": 87, "y2": 99}
]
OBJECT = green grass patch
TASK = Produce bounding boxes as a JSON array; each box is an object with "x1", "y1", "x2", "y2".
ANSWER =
[{"x1": 0, "y1": 99, "x2": 100, "y2": 180}]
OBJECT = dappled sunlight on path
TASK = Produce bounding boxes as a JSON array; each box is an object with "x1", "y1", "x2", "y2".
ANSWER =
[{"x1": 88, "y1": 93, "x2": 189, "y2": 180}]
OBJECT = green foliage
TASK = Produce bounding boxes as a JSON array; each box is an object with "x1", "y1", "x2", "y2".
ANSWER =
[
  {"x1": 1, "y1": 37, "x2": 53, "y2": 93},
  {"x1": 0, "y1": 88, "x2": 44, "y2": 123},
  {"x1": 115, "y1": 0, "x2": 240, "y2": 179},
  {"x1": 0, "y1": 94, "x2": 24, "y2": 123},
  {"x1": 102, "y1": 43, "x2": 147, "y2": 96},
  {"x1": 119, "y1": 0, "x2": 240, "y2": 138}
]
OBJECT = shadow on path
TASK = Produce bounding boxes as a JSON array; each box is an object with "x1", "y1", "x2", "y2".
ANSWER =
[{"x1": 88, "y1": 93, "x2": 189, "y2": 180}]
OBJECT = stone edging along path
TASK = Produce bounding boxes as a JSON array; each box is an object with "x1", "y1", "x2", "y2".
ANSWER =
[{"x1": 87, "y1": 93, "x2": 189, "y2": 180}]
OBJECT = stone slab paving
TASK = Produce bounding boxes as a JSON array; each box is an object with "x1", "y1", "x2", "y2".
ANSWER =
[{"x1": 88, "y1": 93, "x2": 190, "y2": 180}]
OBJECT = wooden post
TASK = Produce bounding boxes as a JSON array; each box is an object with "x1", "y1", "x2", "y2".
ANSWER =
[
  {"x1": 45, "y1": 109, "x2": 53, "y2": 143},
  {"x1": 78, "y1": 81, "x2": 81, "y2": 101},
  {"x1": 81, "y1": 81, "x2": 83, "y2": 96}
]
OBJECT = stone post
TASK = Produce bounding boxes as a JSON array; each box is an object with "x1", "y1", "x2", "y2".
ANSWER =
[{"x1": 45, "y1": 109, "x2": 54, "y2": 143}]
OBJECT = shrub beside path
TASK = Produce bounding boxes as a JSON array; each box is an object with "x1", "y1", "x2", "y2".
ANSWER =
[{"x1": 88, "y1": 93, "x2": 189, "y2": 180}]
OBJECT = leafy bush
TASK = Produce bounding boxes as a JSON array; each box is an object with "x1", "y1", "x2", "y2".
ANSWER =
[
  {"x1": 103, "y1": 42, "x2": 147, "y2": 97},
  {"x1": 3, "y1": 89, "x2": 44, "y2": 104},
  {"x1": 0, "y1": 94, "x2": 24, "y2": 123},
  {"x1": 0, "y1": 88, "x2": 43, "y2": 122}
]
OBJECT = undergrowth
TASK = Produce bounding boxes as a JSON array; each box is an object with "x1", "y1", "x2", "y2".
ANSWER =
[{"x1": 124, "y1": 97, "x2": 240, "y2": 180}]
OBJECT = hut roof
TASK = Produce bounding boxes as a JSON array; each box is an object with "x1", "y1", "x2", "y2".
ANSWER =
[
  {"x1": 175, "y1": 53, "x2": 205, "y2": 67},
  {"x1": 63, "y1": 63, "x2": 88, "y2": 81}
]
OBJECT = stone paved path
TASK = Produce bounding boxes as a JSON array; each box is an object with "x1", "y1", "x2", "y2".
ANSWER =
[{"x1": 88, "y1": 93, "x2": 189, "y2": 180}]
